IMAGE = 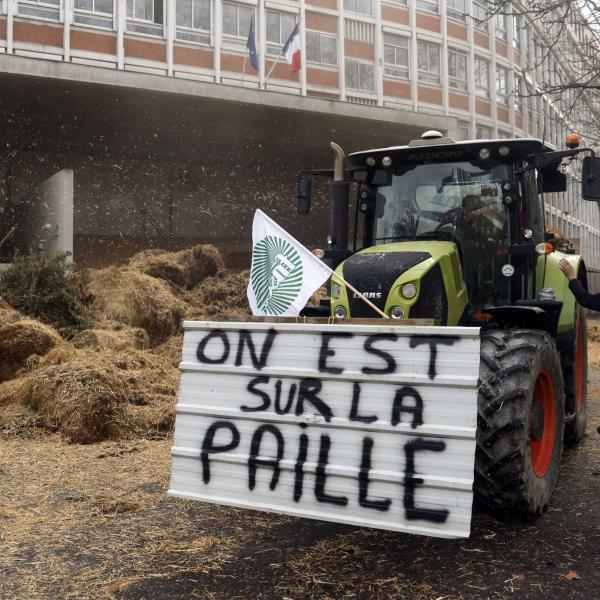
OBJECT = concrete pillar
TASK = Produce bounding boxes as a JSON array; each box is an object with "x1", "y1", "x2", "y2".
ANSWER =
[{"x1": 32, "y1": 169, "x2": 74, "y2": 259}]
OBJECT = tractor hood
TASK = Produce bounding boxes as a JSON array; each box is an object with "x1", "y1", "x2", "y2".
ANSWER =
[{"x1": 332, "y1": 241, "x2": 467, "y2": 324}]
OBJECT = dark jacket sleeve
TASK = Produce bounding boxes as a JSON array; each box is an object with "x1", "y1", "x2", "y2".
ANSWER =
[{"x1": 568, "y1": 279, "x2": 600, "y2": 311}]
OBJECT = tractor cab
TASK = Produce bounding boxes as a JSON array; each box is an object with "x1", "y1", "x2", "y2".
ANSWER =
[
  {"x1": 348, "y1": 137, "x2": 548, "y2": 311},
  {"x1": 297, "y1": 132, "x2": 600, "y2": 327}
]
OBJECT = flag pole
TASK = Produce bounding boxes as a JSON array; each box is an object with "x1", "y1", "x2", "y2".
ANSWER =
[
  {"x1": 327, "y1": 269, "x2": 390, "y2": 319},
  {"x1": 241, "y1": 54, "x2": 247, "y2": 86},
  {"x1": 263, "y1": 51, "x2": 283, "y2": 88},
  {"x1": 264, "y1": 19, "x2": 302, "y2": 89},
  {"x1": 307, "y1": 250, "x2": 390, "y2": 318}
]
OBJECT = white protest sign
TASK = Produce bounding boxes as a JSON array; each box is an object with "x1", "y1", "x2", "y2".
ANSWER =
[{"x1": 169, "y1": 321, "x2": 481, "y2": 539}]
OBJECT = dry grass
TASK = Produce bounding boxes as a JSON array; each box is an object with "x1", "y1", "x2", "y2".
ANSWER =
[
  {"x1": 72, "y1": 327, "x2": 150, "y2": 352},
  {"x1": 0, "y1": 345, "x2": 179, "y2": 443},
  {"x1": 184, "y1": 269, "x2": 251, "y2": 320},
  {"x1": 0, "y1": 437, "x2": 239, "y2": 599},
  {"x1": 128, "y1": 244, "x2": 224, "y2": 289},
  {"x1": 0, "y1": 318, "x2": 64, "y2": 382},
  {"x1": 86, "y1": 267, "x2": 185, "y2": 345}
]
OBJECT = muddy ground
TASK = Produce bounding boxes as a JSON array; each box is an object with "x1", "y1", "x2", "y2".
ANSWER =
[{"x1": 1, "y1": 339, "x2": 599, "y2": 599}]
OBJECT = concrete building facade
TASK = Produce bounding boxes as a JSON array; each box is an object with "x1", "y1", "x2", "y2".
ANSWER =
[{"x1": 0, "y1": 0, "x2": 599, "y2": 271}]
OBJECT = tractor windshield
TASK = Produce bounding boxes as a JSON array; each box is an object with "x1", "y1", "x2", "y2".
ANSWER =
[{"x1": 367, "y1": 160, "x2": 512, "y2": 305}]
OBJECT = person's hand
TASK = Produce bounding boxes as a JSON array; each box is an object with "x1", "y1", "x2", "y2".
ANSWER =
[{"x1": 559, "y1": 258, "x2": 577, "y2": 281}]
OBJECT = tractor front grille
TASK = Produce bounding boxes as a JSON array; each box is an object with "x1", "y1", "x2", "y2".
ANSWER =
[{"x1": 343, "y1": 251, "x2": 430, "y2": 318}]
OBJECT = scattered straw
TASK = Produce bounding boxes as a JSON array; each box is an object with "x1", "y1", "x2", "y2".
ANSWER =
[
  {"x1": 86, "y1": 267, "x2": 185, "y2": 345},
  {"x1": 0, "y1": 319, "x2": 64, "y2": 382}
]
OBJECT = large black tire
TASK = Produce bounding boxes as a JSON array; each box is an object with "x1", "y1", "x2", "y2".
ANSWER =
[
  {"x1": 475, "y1": 328, "x2": 565, "y2": 514},
  {"x1": 559, "y1": 305, "x2": 588, "y2": 444}
]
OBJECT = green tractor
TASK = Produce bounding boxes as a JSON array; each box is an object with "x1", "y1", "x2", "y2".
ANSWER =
[{"x1": 298, "y1": 132, "x2": 600, "y2": 514}]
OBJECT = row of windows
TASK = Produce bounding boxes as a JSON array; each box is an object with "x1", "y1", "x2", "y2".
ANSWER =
[
  {"x1": 13, "y1": 0, "x2": 594, "y2": 115},
  {"x1": 14, "y1": 0, "x2": 529, "y2": 47}
]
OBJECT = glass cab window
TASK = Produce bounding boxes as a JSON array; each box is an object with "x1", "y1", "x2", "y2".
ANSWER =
[{"x1": 367, "y1": 160, "x2": 511, "y2": 306}]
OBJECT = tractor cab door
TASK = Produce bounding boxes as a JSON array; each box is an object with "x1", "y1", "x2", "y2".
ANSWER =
[{"x1": 517, "y1": 167, "x2": 545, "y2": 300}]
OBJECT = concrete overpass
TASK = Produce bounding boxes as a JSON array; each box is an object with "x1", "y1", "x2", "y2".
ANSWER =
[{"x1": 0, "y1": 55, "x2": 454, "y2": 266}]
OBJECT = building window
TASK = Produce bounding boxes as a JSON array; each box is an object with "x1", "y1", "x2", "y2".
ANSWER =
[
  {"x1": 474, "y1": 56, "x2": 489, "y2": 98},
  {"x1": 495, "y1": 12, "x2": 507, "y2": 41},
  {"x1": 266, "y1": 10, "x2": 296, "y2": 57},
  {"x1": 496, "y1": 66, "x2": 509, "y2": 105},
  {"x1": 512, "y1": 13, "x2": 521, "y2": 50},
  {"x1": 18, "y1": 0, "x2": 60, "y2": 20},
  {"x1": 384, "y1": 0, "x2": 408, "y2": 5},
  {"x1": 446, "y1": 0, "x2": 465, "y2": 22},
  {"x1": 306, "y1": 30, "x2": 338, "y2": 66},
  {"x1": 416, "y1": 0, "x2": 439, "y2": 14},
  {"x1": 127, "y1": 0, "x2": 163, "y2": 35},
  {"x1": 417, "y1": 40, "x2": 440, "y2": 86},
  {"x1": 514, "y1": 75, "x2": 523, "y2": 113},
  {"x1": 497, "y1": 129, "x2": 511, "y2": 139},
  {"x1": 222, "y1": 2, "x2": 254, "y2": 52},
  {"x1": 383, "y1": 33, "x2": 409, "y2": 80},
  {"x1": 345, "y1": 59, "x2": 375, "y2": 92},
  {"x1": 476, "y1": 124, "x2": 492, "y2": 139},
  {"x1": 456, "y1": 121, "x2": 471, "y2": 141},
  {"x1": 472, "y1": 2, "x2": 488, "y2": 32},
  {"x1": 448, "y1": 49, "x2": 467, "y2": 92},
  {"x1": 176, "y1": 0, "x2": 210, "y2": 44},
  {"x1": 344, "y1": 0, "x2": 372, "y2": 16},
  {"x1": 74, "y1": 0, "x2": 113, "y2": 28}
]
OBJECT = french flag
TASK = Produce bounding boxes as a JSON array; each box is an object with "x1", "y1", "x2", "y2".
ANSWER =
[{"x1": 283, "y1": 22, "x2": 301, "y2": 72}]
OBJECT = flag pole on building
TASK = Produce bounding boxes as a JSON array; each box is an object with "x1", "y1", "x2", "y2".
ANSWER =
[{"x1": 263, "y1": 20, "x2": 302, "y2": 89}]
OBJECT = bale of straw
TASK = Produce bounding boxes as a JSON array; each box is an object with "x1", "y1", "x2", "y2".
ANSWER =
[
  {"x1": 87, "y1": 267, "x2": 185, "y2": 345},
  {"x1": 128, "y1": 244, "x2": 224, "y2": 289},
  {"x1": 72, "y1": 327, "x2": 150, "y2": 352},
  {"x1": 0, "y1": 319, "x2": 64, "y2": 382}
]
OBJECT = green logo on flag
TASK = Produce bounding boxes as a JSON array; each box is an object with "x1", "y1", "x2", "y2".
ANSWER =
[{"x1": 250, "y1": 235, "x2": 303, "y2": 314}]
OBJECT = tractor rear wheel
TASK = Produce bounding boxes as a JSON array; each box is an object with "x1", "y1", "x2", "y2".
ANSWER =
[
  {"x1": 475, "y1": 328, "x2": 565, "y2": 514},
  {"x1": 560, "y1": 305, "x2": 588, "y2": 444}
]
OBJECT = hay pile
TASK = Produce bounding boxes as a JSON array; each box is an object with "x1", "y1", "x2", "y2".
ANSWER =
[
  {"x1": 86, "y1": 267, "x2": 185, "y2": 345},
  {"x1": 128, "y1": 244, "x2": 224, "y2": 289},
  {"x1": 73, "y1": 326, "x2": 150, "y2": 351},
  {"x1": 0, "y1": 319, "x2": 64, "y2": 382},
  {"x1": 0, "y1": 244, "x2": 252, "y2": 444},
  {"x1": 0, "y1": 346, "x2": 178, "y2": 443},
  {"x1": 185, "y1": 269, "x2": 251, "y2": 319}
]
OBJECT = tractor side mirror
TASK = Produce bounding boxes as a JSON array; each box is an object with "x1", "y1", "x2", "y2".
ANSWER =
[
  {"x1": 297, "y1": 175, "x2": 312, "y2": 214},
  {"x1": 538, "y1": 168, "x2": 567, "y2": 193},
  {"x1": 582, "y1": 156, "x2": 600, "y2": 201}
]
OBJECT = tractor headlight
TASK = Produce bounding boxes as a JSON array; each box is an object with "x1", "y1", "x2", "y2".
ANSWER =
[
  {"x1": 333, "y1": 305, "x2": 347, "y2": 319},
  {"x1": 331, "y1": 283, "x2": 341, "y2": 298},
  {"x1": 479, "y1": 147, "x2": 491, "y2": 160},
  {"x1": 390, "y1": 306, "x2": 405, "y2": 319},
  {"x1": 401, "y1": 283, "x2": 417, "y2": 299}
]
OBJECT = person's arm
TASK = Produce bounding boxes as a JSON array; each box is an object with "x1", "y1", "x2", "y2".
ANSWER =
[{"x1": 559, "y1": 258, "x2": 600, "y2": 310}]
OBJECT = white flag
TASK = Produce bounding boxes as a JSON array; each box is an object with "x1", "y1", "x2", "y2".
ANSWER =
[{"x1": 247, "y1": 209, "x2": 331, "y2": 316}]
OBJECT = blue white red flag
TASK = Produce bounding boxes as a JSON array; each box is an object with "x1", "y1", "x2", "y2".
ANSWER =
[
  {"x1": 247, "y1": 18, "x2": 259, "y2": 71},
  {"x1": 282, "y1": 22, "x2": 301, "y2": 72}
]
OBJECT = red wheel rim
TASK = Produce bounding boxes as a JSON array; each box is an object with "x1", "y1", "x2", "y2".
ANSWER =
[
  {"x1": 530, "y1": 370, "x2": 556, "y2": 478},
  {"x1": 575, "y1": 319, "x2": 585, "y2": 411}
]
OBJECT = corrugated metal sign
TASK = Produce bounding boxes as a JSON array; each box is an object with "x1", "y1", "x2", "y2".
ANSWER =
[{"x1": 169, "y1": 321, "x2": 481, "y2": 539}]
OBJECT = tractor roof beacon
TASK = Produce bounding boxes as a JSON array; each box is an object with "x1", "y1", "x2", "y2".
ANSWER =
[{"x1": 297, "y1": 132, "x2": 600, "y2": 514}]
